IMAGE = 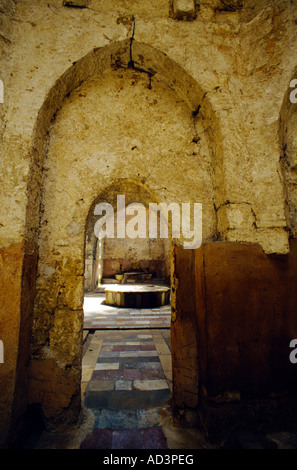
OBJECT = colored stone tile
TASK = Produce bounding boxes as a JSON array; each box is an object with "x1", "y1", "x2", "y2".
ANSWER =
[
  {"x1": 112, "y1": 429, "x2": 144, "y2": 449},
  {"x1": 140, "y1": 337, "x2": 155, "y2": 341},
  {"x1": 142, "y1": 427, "x2": 168, "y2": 449},
  {"x1": 137, "y1": 361, "x2": 162, "y2": 370},
  {"x1": 92, "y1": 370, "x2": 123, "y2": 380},
  {"x1": 123, "y1": 369, "x2": 142, "y2": 380},
  {"x1": 139, "y1": 345, "x2": 156, "y2": 351},
  {"x1": 120, "y1": 356, "x2": 160, "y2": 363},
  {"x1": 133, "y1": 379, "x2": 169, "y2": 391},
  {"x1": 105, "y1": 341, "x2": 125, "y2": 345},
  {"x1": 137, "y1": 408, "x2": 161, "y2": 428},
  {"x1": 115, "y1": 380, "x2": 133, "y2": 391},
  {"x1": 99, "y1": 351, "x2": 120, "y2": 358},
  {"x1": 114, "y1": 345, "x2": 139, "y2": 351},
  {"x1": 84, "y1": 298, "x2": 171, "y2": 330},
  {"x1": 110, "y1": 390, "x2": 144, "y2": 409},
  {"x1": 88, "y1": 380, "x2": 114, "y2": 391},
  {"x1": 95, "y1": 362, "x2": 120, "y2": 370},
  {"x1": 93, "y1": 409, "x2": 138, "y2": 429},
  {"x1": 96, "y1": 357, "x2": 122, "y2": 364},
  {"x1": 121, "y1": 361, "x2": 141, "y2": 370},
  {"x1": 119, "y1": 351, "x2": 139, "y2": 357},
  {"x1": 140, "y1": 369, "x2": 166, "y2": 380},
  {"x1": 137, "y1": 351, "x2": 158, "y2": 357},
  {"x1": 110, "y1": 389, "x2": 171, "y2": 409},
  {"x1": 80, "y1": 429, "x2": 113, "y2": 449},
  {"x1": 84, "y1": 390, "x2": 112, "y2": 408},
  {"x1": 110, "y1": 345, "x2": 127, "y2": 351},
  {"x1": 100, "y1": 346, "x2": 115, "y2": 352}
]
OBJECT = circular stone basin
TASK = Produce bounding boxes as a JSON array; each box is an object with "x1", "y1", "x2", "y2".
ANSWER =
[{"x1": 105, "y1": 284, "x2": 170, "y2": 308}]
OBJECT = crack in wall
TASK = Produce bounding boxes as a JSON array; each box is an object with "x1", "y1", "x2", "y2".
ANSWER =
[
  {"x1": 127, "y1": 15, "x2": 156, "y2": 90},
  {"x1": 214, "y1": 200, "x2": 253, "y2": 212}
]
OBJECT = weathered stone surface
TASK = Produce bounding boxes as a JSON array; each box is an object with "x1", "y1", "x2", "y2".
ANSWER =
[
  {"x1": 0, "y1": 0, "x2": 294, "y2": 255},
  {"x1": 171, "y1": 246, "x2": 199, "y2": 409},
  {"x1": 63, "y1": 0, "x2": 90, "y2": 7},
  {"x1": 0, "y1": 241, "x2": 37, "y2": 446},
  {"x1": 105, "y1": 285, "x2": 170, "y2": 308},
  {"x1": 172, "y1": 0, "x2": 197, "y2": 20},
  {"x1": 0, "y1": 243, "x2": 23, "y2": 446},
  {"x1": 28, "y1": 359, "x2": 79, "y2": 420},
  {"x1": 218, "y1": 0, "x2": 243, "y2": 11}
]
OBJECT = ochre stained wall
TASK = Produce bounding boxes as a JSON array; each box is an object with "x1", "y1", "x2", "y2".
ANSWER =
[{"x1": 194, "y1": 241, "x2": 297, "y2": 398}]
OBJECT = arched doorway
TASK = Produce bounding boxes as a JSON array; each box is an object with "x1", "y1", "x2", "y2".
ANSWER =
[
  {"x1": 84, "y1": 180, "x2": 170, "y2": 294},
  {"x1": 27, "y1": 40, "x2": 220, "y2": 427},
  {"x1": 81, "y1": 180, "x2": 172, "y2": 426}
]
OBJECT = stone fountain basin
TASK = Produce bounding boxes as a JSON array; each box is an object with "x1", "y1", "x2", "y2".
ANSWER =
[{"x1": 105, "y1": 284, "x2": 170, "y2": 308}]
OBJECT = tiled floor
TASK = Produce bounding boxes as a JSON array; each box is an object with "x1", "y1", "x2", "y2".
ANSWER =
[
  {"x1": 80, "y1": 330, "x2": 173, "y2": 449},
  {"x1": 80, "y1": 425, "x2": 168, "y2": 450},
  {"x1": 18, "y1": 326, "x2": 297, "y2": 449},
  {"x1": 19, "y1": 294, "x2": 297, "y2": 450},
  {"x1": 83, "y1": 291, "x2": 171, "y2": 329}
]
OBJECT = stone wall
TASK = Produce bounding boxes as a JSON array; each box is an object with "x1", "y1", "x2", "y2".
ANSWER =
[
  {"x1": 29, "y1": 62, "x2": 216, "y2": 425},
  {"x1": 0, "y1": 0, "x2": 16, "y2": 138}
]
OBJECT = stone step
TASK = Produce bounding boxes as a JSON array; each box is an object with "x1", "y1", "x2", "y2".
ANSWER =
[{"x1": 84, "y1": 387, "x2": 171, "y2": 410}]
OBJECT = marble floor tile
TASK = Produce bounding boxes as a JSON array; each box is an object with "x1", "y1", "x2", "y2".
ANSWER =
[
  {"x1": 93, "y1": 409, "x2": 138, "y2": 430},
  {"x1": 143, "y1": 427, "x2": 168, "y2": 449},
  {"x1": 115, "y1": 380, "x2": 133, "y2": 391},
  {"x1": 119, "y1": 351, "x2": 140, "y2": 357},
  {"x1": 95, "y1": 362, "x2": 120, "y2": 370},
  {"x1": 88, "y1": 380, "x2": 114, "y2": 391},
  {"x1": 92, "y1": 370, "x2": 123, "y2": 380},
  {"x1": 133, "y1": 379, "x2": 169, "y2": 391},
  {"x1": 137, "y1": 351, "x2": 158, "y2": 357},
  {"x1": 80, "y1": 429, "x2": 113, "y2": 449},
  {"x1": 112, "y1": 429, "x2": 144, "y2": 450}
]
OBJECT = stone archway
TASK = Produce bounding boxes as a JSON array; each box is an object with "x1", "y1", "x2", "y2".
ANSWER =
[
  {"x1": 85, "y1": 179, "x2": 171, "y2": 292},
  {"x1": 24, "y1": 40, "x2": 222, "y2": 428}
]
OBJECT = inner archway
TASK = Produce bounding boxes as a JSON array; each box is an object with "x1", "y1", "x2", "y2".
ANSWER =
[
  {"x1": 84, "y1": 180, "x2": 170, "y2": 295},
  {"x1": 83, "y1": 180, "x2": 171, "y2": 331},
  {"x1": 81, "y1": 180, "x2": 173, "y2": 425}
]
